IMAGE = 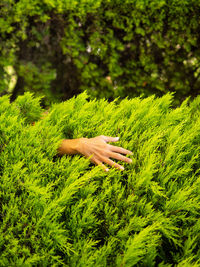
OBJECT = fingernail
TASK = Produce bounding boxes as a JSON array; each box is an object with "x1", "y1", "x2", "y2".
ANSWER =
[
  {"x1": 105, "y1": 168, "x2": 109, "y2": 172},
  {"x1": 120, "y1": 166, "x2": 124, "y2": 171},
  {"x1": 115, "y1": 137, "x2": 119, "y2": 141},
  {"x1": 129, "y1": 159, "x2": 132, "y2": 163}
]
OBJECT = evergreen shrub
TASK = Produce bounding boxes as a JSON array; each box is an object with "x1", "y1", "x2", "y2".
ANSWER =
[
  {"x1": 1, "y1": 0, "x2": 200, "y2": 105},
  {"x1": 0, "y1": 92, "x2": 200, "y2": 266}
]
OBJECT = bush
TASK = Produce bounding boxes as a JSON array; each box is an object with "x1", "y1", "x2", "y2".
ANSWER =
[
  {"x1": 1, "y1": 0, "x2": 200, "y2": 105},
  {"x1": 0, "y1": 92, "x2": 200, "y2": 266}
]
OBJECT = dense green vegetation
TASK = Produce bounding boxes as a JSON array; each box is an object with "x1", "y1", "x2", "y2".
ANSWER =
[
  {"x1": 1, "y1": 1, "x2": 200, "y2": 264},
  {"x1": 1, "y1": 0, "x2": 200, "y2": 105},
  {"x1": 0, "y1": 92, "x2": 200, "y2": 266}
]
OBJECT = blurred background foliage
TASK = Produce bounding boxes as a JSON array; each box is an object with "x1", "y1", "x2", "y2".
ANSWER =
[{"x1": 1, "y1": 0, "x2": 200, "y2": 106}]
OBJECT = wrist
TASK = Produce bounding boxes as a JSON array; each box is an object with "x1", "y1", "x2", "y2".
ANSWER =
[
  {"x1": 58, "y1": 138, "x2": 87, "y2": 155},
  {"x1": 74, "y1": 137, "x2": 88, "y2": 155}
]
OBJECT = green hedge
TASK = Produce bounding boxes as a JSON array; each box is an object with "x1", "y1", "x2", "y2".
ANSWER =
[
  {"x1": 0, "y1": 92, "x2": 200, "y2": 266},
  {"x1": 1, "y1": 0, "x2": 200, "y2": 105}
]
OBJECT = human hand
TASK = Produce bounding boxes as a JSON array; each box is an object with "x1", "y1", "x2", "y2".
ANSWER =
[{"x1": 76, "y1": 135, "x2": 133, "y2": 172}]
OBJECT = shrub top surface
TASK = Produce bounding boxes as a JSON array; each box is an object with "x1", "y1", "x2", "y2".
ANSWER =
[{"x1": 0, "y1": 92, "x2": 200, "y2": 266}]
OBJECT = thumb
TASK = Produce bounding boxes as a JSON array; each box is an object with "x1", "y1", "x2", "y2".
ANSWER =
[{"x1": 101, "y1": 136, "x2": 120, "y2": 142}]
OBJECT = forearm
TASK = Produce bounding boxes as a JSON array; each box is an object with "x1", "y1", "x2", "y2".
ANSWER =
[{"x1": 58, "y1": 138, "x2": 84, "y2": 155}]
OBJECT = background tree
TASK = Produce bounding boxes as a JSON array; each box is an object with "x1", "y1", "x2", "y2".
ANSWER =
[{"x1": 1, "y1": 0, "x2": 200, "y2": 106}]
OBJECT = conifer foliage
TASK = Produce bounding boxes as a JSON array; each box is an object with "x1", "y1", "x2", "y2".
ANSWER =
[{"x1": 0, "y1": 92, "x2": 200, "y2": 266}]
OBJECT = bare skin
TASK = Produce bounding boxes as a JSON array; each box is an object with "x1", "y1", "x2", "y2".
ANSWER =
[
  {"x1": 58, "y1": 135, "x2": 133, "y2": 172},
  {"x1": 38, "y1": 111, "x2": 132, "y2": 171}
]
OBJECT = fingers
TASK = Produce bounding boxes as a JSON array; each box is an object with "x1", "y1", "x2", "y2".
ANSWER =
[
  {"x1": 89, "y1": 135, "x2": 133, "y2": 172},
  {"x1": 91, "y1": 157, "x2": 109, "y2": 172},
  {"x1": 108, "y1": 144, "x2": 133, "y2": 155},
  {"x1": 91, "y1": 153, "x2": 131, "y2": 172},
  {"x1": 108, "y1": 151, "x2": 132, "y2": 164},
  {"x1": 91, "y1": 155, "x2": 125, "y2": 172},
  {"x1": 101, "y1": 135, "x2": 119, "y2": 143},
  {"x1": 103, "y1": 157, "x2": 124, "y2": 171},
  {"x1": 101, "y1": 136, "x2": 133, "y2": 155}
]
